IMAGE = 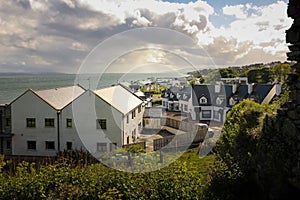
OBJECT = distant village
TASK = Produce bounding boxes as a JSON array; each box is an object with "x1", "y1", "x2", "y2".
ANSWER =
[{"x1": 0, "y1": 63, "x2": 288, "y2": 158}]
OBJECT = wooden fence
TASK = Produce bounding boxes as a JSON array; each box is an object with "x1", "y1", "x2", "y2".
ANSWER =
[{"x1": 154, "y1": 117, "x2": 208, "y2": 151}]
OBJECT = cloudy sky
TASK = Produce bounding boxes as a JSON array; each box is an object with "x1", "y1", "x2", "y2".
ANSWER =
[{"x1": 0, "y1": 0, "x2": 293, "y2": 74}]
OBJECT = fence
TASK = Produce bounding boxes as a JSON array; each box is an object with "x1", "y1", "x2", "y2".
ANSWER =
[{"x1": 154, "y1": 117, "x2": 208, "y2": 151}]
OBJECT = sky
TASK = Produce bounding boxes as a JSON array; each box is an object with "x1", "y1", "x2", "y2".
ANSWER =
[{"x1": 0, "y1": 0, "x2": 293, "y2": 74}]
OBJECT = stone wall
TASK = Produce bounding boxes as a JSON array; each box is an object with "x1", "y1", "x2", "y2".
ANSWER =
[
  {"x1": 285, "y1": 0, "x2": 300, "y2": 143},
  {"x1": 273, "y1": 0, "x2": 300, "y2": 188}
]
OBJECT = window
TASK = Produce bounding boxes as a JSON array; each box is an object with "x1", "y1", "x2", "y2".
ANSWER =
[
  {"x1": 138, "y1": 105, "x2": 141, "y2": 113},
  {"x1": 132, "y1": 110, "x2": 136, "y2": 119},
  {"x1": 200, "y1": 97, "x2": 208, "y2": 104},
  {"x1": 143, "y1": 119, "x2": 150, "y2": 125},
  {"x1": 216, "y1": 97, "x2": 224, "y2": 105},
  {"x1": 97, "y1": 119, "x2": 107, "y2": 129},
  {"x1": 97, "y1": 143, "x2": 107, "y2": 152},
  {"x1": 126, "y1": 115, "x2": 129, "y2": 124},
  {"x1": 26, "y1": 118, "x2": 36, "y2": 128},
  {"x1": 184, "y1": 105, "x2": 188, "y2": 112},
  {"x1": 6, "y1": 118, "x2": 11, "y2": 126},
  {"x1": 27, "y1": 141, "x2": 36, "y2": 150},
  {"x1": 202, "y1": 110, "x2": 211, "y2": 118},
  {"x1": 229, "y1": 97, "x2": 236, "y2": 106},
  {"x1": 110, "y1": 143, "x2": 117, "y2": 151},
  {"x1": 45, "y1": 141, "x2": 55, "y2": 150},
  {"x1": 66, "y1": 142, "x2": 72, "y2": 150},
  {"x1": 45, "y1": 118, "x2": 55, "y2": 127},
  {"x1": 6, "y1": 141, "x2": 11, "y2": 149},
  {"x1": 66, "y1": 118, "x2": 72, "y2": 128}
]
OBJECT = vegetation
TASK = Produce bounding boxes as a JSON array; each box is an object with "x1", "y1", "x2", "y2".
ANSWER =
[
  {"x1": 219, "y1": 68, "x2": 239, "y2": 78},
  {"x1": 141, "y1": 85, "x2": 167, "y2": 94},
  {"x1": 0, "y1": 150, "x2": 215, "y2": 199},
  {"x1": 205, "y1": 90, "x2": 299, "y2": 199},
  {"x1": 190, "y1": 62, "x2": 292, "y2": 84}
]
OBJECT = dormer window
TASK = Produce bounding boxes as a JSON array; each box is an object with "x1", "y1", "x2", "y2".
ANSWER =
[
  {"x1": 177, "y1": 93, "x2": 181, "y2": 99},
  {"x1": 170, "y1": 94, "x2": 174, "y2": 98},
  {"x1": 216, "y1": 97, "x2": 224, "y2": 105},
  {"x1": 183, "y1": 94, "x2": 187, "y2": 100},
  {"x1": 229, "y1": 97, "x2": 236, "y2": 106},
  {"x1": 200, "y1": 96, "x2": 208, "y2": 104}
]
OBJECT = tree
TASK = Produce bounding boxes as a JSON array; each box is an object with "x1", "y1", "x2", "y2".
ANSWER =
[
  {"x1": 219, "y1": 68, "x2": 239, "y2": 78},
  {"x1": 206, "y1": 94, "x2": 299, "y2": 199},
  {"x1": 272, "y1": 63, "x2": 291, "y2": 83}
]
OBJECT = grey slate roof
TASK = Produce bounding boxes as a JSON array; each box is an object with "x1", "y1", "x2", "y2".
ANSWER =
[
  {"x1": 250, "y1": 84, "x2": 274, "y2": 103},
  {"x1": 191, "y1": 85, "x2": 215, "y2": 106}
]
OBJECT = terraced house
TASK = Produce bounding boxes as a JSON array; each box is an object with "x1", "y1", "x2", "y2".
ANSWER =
[{"x1": 162, "y1": 79, "x2": 281, "y2": 123}]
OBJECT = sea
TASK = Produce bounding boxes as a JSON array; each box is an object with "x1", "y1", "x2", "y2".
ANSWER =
[{"x1": 0, "y1": 73, "x2": 185, "y2": 104}]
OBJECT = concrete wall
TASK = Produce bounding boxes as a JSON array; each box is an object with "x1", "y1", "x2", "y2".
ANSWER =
[
  {"x1": 123, "y1": 105, "x2": 144, "y2": 144},
  {"x1": 72, "y1": 91, "x2": 122, "y2": 157},
  {"x1": 60, "y1": 102, "x2": 85, "y2": 151}
]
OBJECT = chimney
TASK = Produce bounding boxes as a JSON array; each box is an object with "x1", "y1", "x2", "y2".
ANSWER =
[
  {"x1": 232, "y1": 84, "x2": 237, "y2": 94},
  {"x1": 215, "y1": 82, "x2": 221, "y2": 93},
  {"x1": 276, "y1": 83, "x2": 282, "y2": 96},
  {"x1": 248, "y1": 83, "x2": 254, "y2": 94}
]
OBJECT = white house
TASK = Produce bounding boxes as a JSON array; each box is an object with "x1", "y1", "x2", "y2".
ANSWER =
[
  {"x1": 10, "y1": 85, "x2": 86, "y2": 156},
  {"x1": 9, "y1": 84, "x2": 144, "y2": 157},
  {"x1": 67, "y1": 84, "x2": 144, "y2": 158},
  {"x1": 0, "y1": 104, "x2": 12, "y2": 155}
]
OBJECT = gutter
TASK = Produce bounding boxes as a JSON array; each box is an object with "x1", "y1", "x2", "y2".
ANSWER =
[{"x1": 57, "y1": 111, "x2": 61, "y2": 152}]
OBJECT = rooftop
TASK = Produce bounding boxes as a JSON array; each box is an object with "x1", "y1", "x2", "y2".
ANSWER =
[
  {"x1": 34, "y1": 85, "x2": 86, "y2": 110},
  {"x1": 94, "y1": 85, "x2": 143, "y2": 114}
]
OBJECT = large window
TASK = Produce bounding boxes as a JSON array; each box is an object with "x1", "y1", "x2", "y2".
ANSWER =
[
  {"x1": 45, "y1": 141, "x2": 55, "y2": 150},
  {"x1": 97, "y1": 143, "x2": 107, "y2": 152},
  {"x1": 202, "y1": 110, "x2": 212, "y2": 119},
  {"x1": 45, "y1": 118, "x2": 55, "y2": 127},
  {"x1": 97, "y1": 119, "x2": 107, "y2": 129},
  {"x1": 66, "y1": 118, "x2": 72, "y2": 128},
  {"x1": 26, "y1": 118, "x2": 36, "y2": 128},
  {"x1": 27, "y1": 141, "x2": 36, "y2": 150}
]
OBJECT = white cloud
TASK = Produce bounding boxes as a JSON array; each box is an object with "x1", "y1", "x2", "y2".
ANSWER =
[
  {"x1": 196, "y1": 1, "x2": 293, "y2": 65},
  {"x1": 0, "y1": 0, "x2": 294, "y2": 73},
  {"x1": 222, "y1": 4, "x2": 248, "y2": 19}
]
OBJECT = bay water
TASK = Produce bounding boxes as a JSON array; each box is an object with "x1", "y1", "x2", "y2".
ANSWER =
[{"x1": 0, "y1": 73, "x2": 183, "y2": 104}]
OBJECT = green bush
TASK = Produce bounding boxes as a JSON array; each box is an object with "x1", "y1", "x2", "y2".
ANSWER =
[{"x1": 0, "y1": 150, "x2": 214, "y2": 199}]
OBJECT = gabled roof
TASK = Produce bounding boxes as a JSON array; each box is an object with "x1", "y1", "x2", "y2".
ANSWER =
[
  {"x1": 250, "y1": 84, "x2": 274, "y2": 103},
  {"x1": 191, "y1": 85, "x2": 214, "y2": 106},
  {"x1": 231, "y1": 85, "x2": 248, "y2": 101},
  {"x1": 10, "y1": 85, "x2": 86, "y2": 110},
  {"x1": 224, "y1": 85, "x2": 233, "y2": 106},
  {"x1": 178, "y1": 86, "x2": 191, "y2": 101},
  {"x1": 34, "y1": 85, "x2": 86, "y2": 110},
  {"x1": 94, "y1": 85, "x2": 143, "y2": 115}
]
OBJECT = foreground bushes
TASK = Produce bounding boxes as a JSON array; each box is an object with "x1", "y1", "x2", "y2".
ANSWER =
[
  {"x1": 0, "y1": 151, "x2": 213, "y2": 200},
  {"x1": 207, "y1": 98, "x2": 300, "y2": 200}
]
